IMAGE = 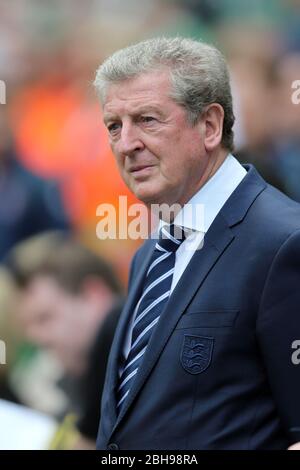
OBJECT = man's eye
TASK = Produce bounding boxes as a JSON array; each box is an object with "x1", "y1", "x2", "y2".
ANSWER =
[
  {"x1": 141, "y1": 116, "x2": 156, "y2": 123},
  {"x1": 107, "y1": 123, "x2": 120, "y2": 133}
]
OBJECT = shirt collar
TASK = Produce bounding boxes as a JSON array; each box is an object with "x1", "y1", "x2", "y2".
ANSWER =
[{"x1": 159, "y1": 154, "x2": 247, "y2": 234}]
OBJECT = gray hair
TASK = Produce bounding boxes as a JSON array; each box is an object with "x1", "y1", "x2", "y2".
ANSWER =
[{"x1": 94, "y1": 37, "x2": 235, "y2": 151}]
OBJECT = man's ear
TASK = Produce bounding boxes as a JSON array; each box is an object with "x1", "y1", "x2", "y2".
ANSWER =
[{"x1": 202, "y1": 103, "x2": 224, "y2": 152}]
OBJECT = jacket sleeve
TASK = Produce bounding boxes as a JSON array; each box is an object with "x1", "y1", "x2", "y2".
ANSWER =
[{"x1": 257, "y1": 229, "x2": 300, "y2": 445}]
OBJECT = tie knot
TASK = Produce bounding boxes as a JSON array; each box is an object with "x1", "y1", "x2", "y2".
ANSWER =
[{"x1": 157, "y1": 224, "x2": 186, "y2": 253}]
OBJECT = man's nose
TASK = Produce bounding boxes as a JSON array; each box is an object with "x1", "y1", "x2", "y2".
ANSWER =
[{"x1": 117, "y1": 123, "x2": 144, "y2": 156}]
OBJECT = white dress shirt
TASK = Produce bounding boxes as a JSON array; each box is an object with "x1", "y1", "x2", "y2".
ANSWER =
[{"x1": 121, "y1": 154, "x2": 246, "y2": 368}]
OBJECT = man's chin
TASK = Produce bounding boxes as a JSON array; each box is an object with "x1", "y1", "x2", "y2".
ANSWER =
[{"x1": 130, "y1": 182, "x2": 160, "y2": 205}]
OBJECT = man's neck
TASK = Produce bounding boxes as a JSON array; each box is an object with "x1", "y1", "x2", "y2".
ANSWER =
[
  {"x1": 196, "y1": 148, "x2": 229, "y2": 194},
  {"x1": 150, "y1": 148, "x2": 230, "y2": 224}
]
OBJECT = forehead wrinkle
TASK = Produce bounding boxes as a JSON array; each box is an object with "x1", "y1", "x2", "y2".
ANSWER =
[
  {"x1": 103, "y1": 74, "x2": 173, "y2": 119},
  {"x1": 103, "y1": 102, "x2": 165, "y2": 124}
]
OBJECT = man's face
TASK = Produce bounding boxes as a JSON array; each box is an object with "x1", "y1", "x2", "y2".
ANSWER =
[
  {"x1": 16, "y1": 276, "x2": 91, "y2": 375},
  {"x1": 103, "y1": 70, "x2": 210, "y2": 207}
]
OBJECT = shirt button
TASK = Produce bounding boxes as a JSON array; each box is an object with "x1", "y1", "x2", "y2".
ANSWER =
[{"x1": 107, "y1": 443, "x2": 119, "y2": 450}]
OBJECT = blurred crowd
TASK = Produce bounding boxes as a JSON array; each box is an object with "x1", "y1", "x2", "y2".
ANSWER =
[{"x1": 0, "y1": 0, "x2": 300, "y2": 449}]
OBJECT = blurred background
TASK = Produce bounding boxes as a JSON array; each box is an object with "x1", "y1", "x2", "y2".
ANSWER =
[{"x1": 0, "y1": 0, "x2": 300, "y2": 449}]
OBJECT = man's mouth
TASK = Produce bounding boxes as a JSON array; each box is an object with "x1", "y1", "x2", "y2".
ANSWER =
[{"x1": 129, "y1": 164, "x2": 155, "y2": 178}]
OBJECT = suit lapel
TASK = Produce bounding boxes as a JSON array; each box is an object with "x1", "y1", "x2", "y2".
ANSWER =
[
  {"x1": 112, "y1": 215, "x2": 234, "y2": 432},
  {"x1": 108, "y1": 164, "x2": 267, "y2": 436},
  {"x1": 105, "y1": 238, "x2": 156, "y2": 424}
]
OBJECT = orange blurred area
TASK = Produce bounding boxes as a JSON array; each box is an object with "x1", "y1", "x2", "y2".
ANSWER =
[
  {"x1": 9, "y1": 81, "x2": 142, "y2": 282},
  {"x1": 10, "y1": 82, "x2": 138, "y2": 225}
]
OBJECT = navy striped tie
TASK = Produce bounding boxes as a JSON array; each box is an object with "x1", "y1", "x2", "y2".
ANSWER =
[{"x1": 117, "y1": 224, "x2": 186, "y2": 413}]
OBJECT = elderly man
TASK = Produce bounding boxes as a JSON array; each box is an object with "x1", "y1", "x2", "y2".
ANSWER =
[{"x1": 94, "y1": 37, "x2": 300, "y2": 450}]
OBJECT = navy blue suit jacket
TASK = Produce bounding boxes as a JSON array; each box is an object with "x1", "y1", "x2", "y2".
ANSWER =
[{"x1": 97, "y1": 165, "x2": 300, "y2": 450}]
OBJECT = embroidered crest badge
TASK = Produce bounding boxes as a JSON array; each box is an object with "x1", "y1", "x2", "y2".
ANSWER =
[{"x1": 181, "y1": 335, "x2": 214, "y2": 374}]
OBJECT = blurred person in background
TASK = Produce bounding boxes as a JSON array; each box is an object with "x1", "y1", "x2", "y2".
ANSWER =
[
  {"x1": 0, "y1": 233, "x2": 74, "y2": 419},
  {"x1": 220, "y1": 26, "x2": 288, "y2": 193},
  {"x1": 0, "y1": 107, "x2": 70, "y2": 260},
  {"x1": 219, "y1": 22, "x2": 300, "y2": 202},
  {"x1": 265, "y1": 51, "x2": 300, "y2": 202},
  {"x1": 229, "y1": 39, "x2": 300, "y2": 202},
  {"x1": 5, "y1": 233, "x2": 123, "y2": 449}
]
